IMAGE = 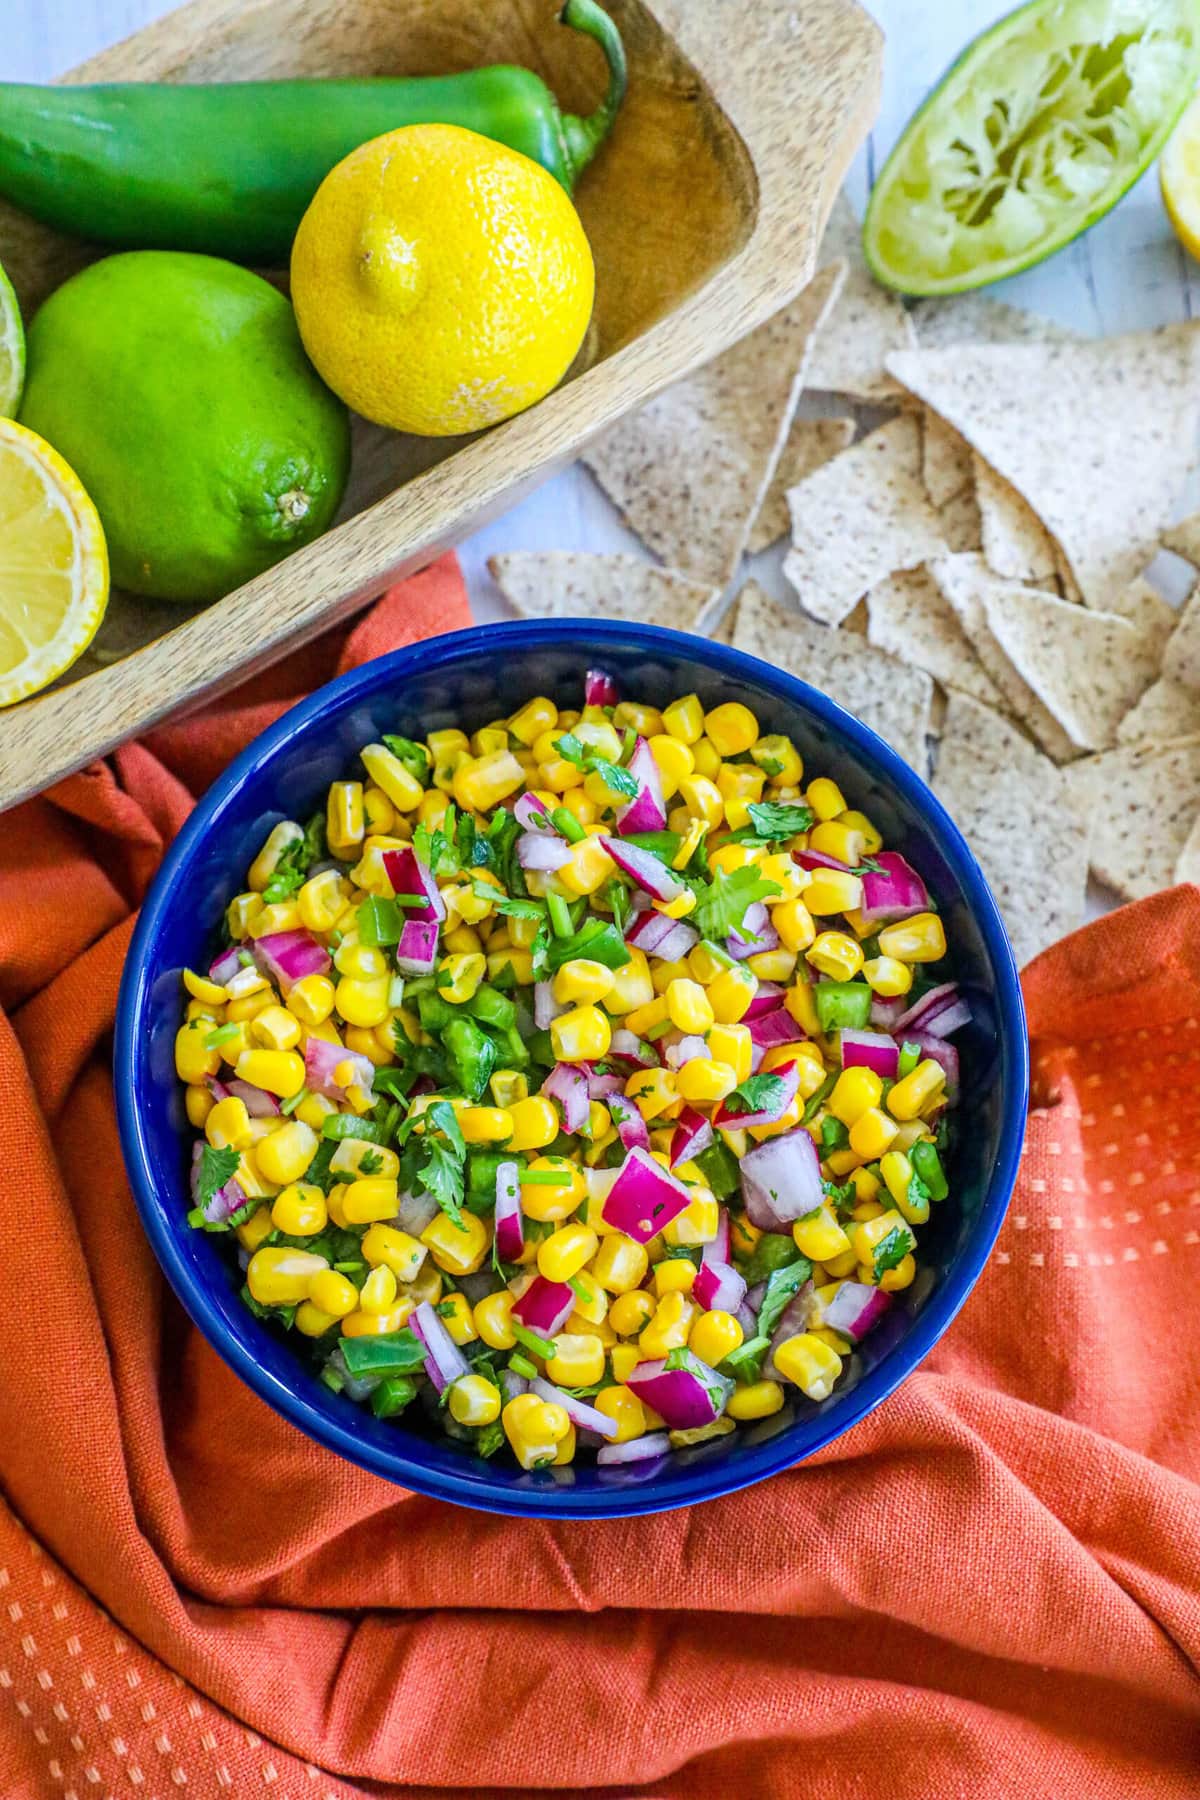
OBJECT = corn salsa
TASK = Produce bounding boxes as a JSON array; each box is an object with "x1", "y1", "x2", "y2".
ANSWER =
[{"x1": 175, "y1": 670, "x2": 967, "y2": 1471}]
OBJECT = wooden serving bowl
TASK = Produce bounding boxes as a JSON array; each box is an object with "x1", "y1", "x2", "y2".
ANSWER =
[{"x1": 0, "y1": 0, "x2": 881, "y2": 808}]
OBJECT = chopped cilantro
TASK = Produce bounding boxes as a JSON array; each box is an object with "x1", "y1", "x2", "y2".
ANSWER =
[
  {"x1": 381, "y1": 734, "x2": 431, "y2": 783},
  {"x1": 553, "y1": 732, "x2": 639, "y2": 799},
  {"x1": 261, "y1": 812, "x2": 326, "y2": 903},
  {"x1": 756, "y1": 1256, "x2": 812, "y2": 1340},
  {"x1": 196, "y1": 1145, "x2": 240, "y2": 1209},
  {"x1": 357, "y1": 1148, "x2": 385, "y2": 1177},
  {"x1": 474, "y1": 1419, "x2": 507, "y2": 1458},
  {"x1": 725, "y1": 1072, "x2": 787, "y2": 1115},
  {"x1": 802, "y1": 1070, "x2": 838, "y2": 1124},
  {"x1": 745, "y1": 800, "x2": 815, "y2": 840},
  {"x1": 872, "y1": 1224, "x2": 915, "y2": 1276},
  {"x1": 417, "y1": 1100, "x2": 467, "y2": 1230},
  {"x1": 690, "y1": 864, "x2": 781, "y2": 940},
  {"x1": 820, "y1": 1115, "x2": 849, "y2": 1151}
]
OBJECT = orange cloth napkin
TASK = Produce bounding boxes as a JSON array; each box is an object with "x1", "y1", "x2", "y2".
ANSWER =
[{"x1": 1, "y1": 555, "x2": 1198, "y2": 1799}]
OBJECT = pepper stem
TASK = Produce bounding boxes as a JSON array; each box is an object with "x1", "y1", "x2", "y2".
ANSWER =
[{"x1": 558, "y1": 0, "x2": 628, "y2": 188}]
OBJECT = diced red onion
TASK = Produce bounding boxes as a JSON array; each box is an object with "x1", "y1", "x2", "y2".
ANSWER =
[
  {"x1": 692, "y1": 1257, "x2": 747, "y2": 1313},
  {"x1": 587, "y1": 1070, "x2": 624, "y2": 1099},
  {"x1": 396, "y1": 1189, "x2": 439, "y2": 1235},
  {"x1": 410, "y1": 1301, "x2": 470, "y2": 1394},
  {"x1": 394, "y1": 917, "x2": 440, "y2": 976},
  {"x1": 511, "y1": 1275, "x2": 575, "y2": 1336},
  {"x1": 541, "y1": 1062, "x2": 591, "y2": 1133},
  {"x1": 709, "y1": 1206, "x2": 731, "y2": 1264},
  {"x1": 823, "y1": 1280, "x2": 893, "y2": 1342},
  {"x1": 665, "y1": 1034, "x2": 708, "y2": 1070},
  {"x1": 740, "y1": 1125, "x2": 823, "y2": 1232},
  {"x1": 762, "y1": 1281, "x2": 817, "y2": 1379},
  {"x1": 794, "y1": 849, "x2": 851, "y2": 873},
  {"x1": 534, "y1": 981, "x2": 568, "y2": 1030},
  {"x1": 225, "y1": 964, "x2": 269, "y2": 1000},
  {"x1": 254, "y1": 929, "x2": 331, "y2": 993},
  {"x1": 500, "y1": 1369, "x2": 529, "y2": 1403},
  {"x1": 381, "y1": 846, "x2": 445, "y2": 921},
  {"x1": 894, "y1": 983, "x2": 959, "y2": 1034},
  {"x1": 583, "y1": 1165, "x2": 619, "y2": 1206},
  {"x1": 625, "y1": 1350, "x2": 733, "y2": 1428},
  {"x1": 615, "y1": 737, "x2": 668, "y2": 835},
  {"x1": 608, "y1": 1030, "x2": 659, "y2": 1069},
  {"x1": 925, "y1": 998, "x2": 972, "y2": 1038},
  {"x1": 608, "y1": 1093, "x2": 651, "y2": 1153},
  {"x1": 735, "y1": 1301, "x2": 758, "y2": 1336},
  {"x1": 727, "y1": 903, "x2": 779, "y2": 961},
  {"x1": 743, "y1": 983, "x2": 785, "y2": 1020},
  {"x1": 206, "y1": 1075, "x2": 231, "y2": 1102},
  {"x1": 304, "y1": 1035, "x2": 374, "y2": 1100},
  {"x1": 514, "y1": 792, "x2": 555, "y2": 833},
  {"x1": 601, "y1": 1145, "x2": 692, "y2": 1242},
  {"x1": 494, "y1": 1161, "x2": 524, "y2": 1263},
  {"x1": 747, "y1": 1007, "x2": 804, "y2": 1051},
  {"x1": 223, "y1": 1077, "x2": 280, "y2": 1118},
  {"x1": 585, "y1": 667, "x2": 619, "y2": 708},
  {"x1": 669, "y1": 1105, "x2": 714, "y2": 1169},
  {"x1": 907, "y1": 1032, "x2": 960, "y2": 1102},
  {"x1": 716, "y1": 1061, "x2": 800, "y2": 1130},
  {"x1": 625, "y1": 909, "x2": 698, "y2": 962},
  {"x1": 208, "y1": 946, "x2": 242, "y2": 986},
  {"x1": 531, "y1": 1376, "x2": 619, "y2": 1440},
  {"x1": 596, "y1": 1431, "x2": 671, "y2": 1465},
  {"x1": 517, "y1": 832, "x2": 573, "y2": 872},
  {"x1": 839, "y1": 1029, "x2": 900, "y2": 1079},
  {"x1": 749, "y1": 1042, "x2": 765, "y2": 1074},
  {"x1": 858, "y1": 852, "x2": 929, "y2": 924},
  {"x1": 601, "y1": 837, "x2": 685, "y2": 903},
  {"x1": 870, "y1": 995, "x2": 906, "y2": 1031},
  {"x1": 745, "y1": 1281, "x2": 766, "y2": 1313}
]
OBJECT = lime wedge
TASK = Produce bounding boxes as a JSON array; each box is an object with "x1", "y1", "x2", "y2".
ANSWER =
[
  {"x1": 0, "y1": 260, "x2": 24, "y2": 418},
  {"x1": 864, "y1": 0, "x2": 1200, "y2": 296}
]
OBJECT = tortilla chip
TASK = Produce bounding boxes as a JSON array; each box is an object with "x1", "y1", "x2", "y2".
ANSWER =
[
  {"x1": 1163, "y1": 581, "x2": 1200, "y2": 691},
  {"x1": 1104, "y1": 576, "x2": 1177, "y2": 652},
  {"x1": 929, "y1": 555, "x2": 1080, "y2": 763},
  {"x1": 805, "y1": 194, "x2": 917, "y2": 402},
  {"x1": 922, "y1": 412, "x2": 973, "y2": 508},
  {"x1": 1162, "y1": 511, "x2": 1200, "y2": 565},
  {"x1": 887, "y1": 324, "x2": 1200, "y2": 611},
  {"x1": 488, "y1": 552, "x2": 718, "y2": 632},
  {"x1": 748, "y1": 415, "x2": 855, "y2": 554},
  {"x1": 932, "y1": 692, "x2": 1089, "y2": 967},
  {"x1": 910, "y1": 293, "x2": 1079, "y2": 350},
  {"x1": 1064, "y1": 736, "x2": 1200, "y2": 901},
  {"x1": 972, "y1": 455, "x2": 1060, "y2": 584},
  {"x1": 980, "y1": 584, "x2": 1162, "y2": 752},
  {"x1": 867, "y1": 568, "x2": 1004, "y2": 708},
  {"x1": 937, "y1": 486, "x2": 983, "y2": 553},
  {"x1": 731, "y1": 580, "x2": 933, "y2": 771},
  {"x1": 583, "y1": 263, "x2": 846, "y2": 584},
  {"x1": 1177, "y1": 813, "x2": 1200, "y2": 884},
  {"x1": 1117, "y1": 676, "x2": 1200, "y2": 746},
  {"x1": 782, "y1": 415, "x2": 946, "y2": 626}
]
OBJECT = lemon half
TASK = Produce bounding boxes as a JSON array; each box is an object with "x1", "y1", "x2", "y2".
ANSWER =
[{"x1": 0, "y1": 418, "x2": 109, "y2": 707}]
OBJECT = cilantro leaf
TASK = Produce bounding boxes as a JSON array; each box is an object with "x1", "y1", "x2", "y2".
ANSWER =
[
  {"x1": 474, "y1": 1418, "x2": 507, "y2": 1458},
  {"x1": 690, "y1": 864, "x2": 782, "y2": 940},
  {"x1": 726, "y1": 1072, "x2": 787, "y2": 1115},
  {"x1": 552, "y1": 732, "x2": 587, "y2": 767},
  {"x1": 872, "y1": 1224, "x2": 914, "y2": 1276},
  {"x1": 552, "y1": 733, "x2": 638, "y2": 799},
  {"x1": 414, "y1": 803, "x2": 459, "y2": 878},
  {"x1": 196, "y1": 1144, "x2": 240, "y2": 1209},
  {"x1": 821, "y1": 1176, "x2": 856, "y2": 1214},
  {"x1": 756, "y1": 1256, "x2": 813, "y2": 1341},
  {"x1": 483, "y1": 889, "x2": 544, "y2": 920},
  {"x1": 261, "y1": 812, "x2": 326, "y2": 903},
  {"x1": 483, "y1": 808, "x2": 524, "y2": 891},
  {"x1": 746, "y1": 800, "x2": 815, "y2": 840},
  {"x1": 907, "y1": 1168, "x2": 932, "y2": 1214},
  {"x1": 382, "y1": 734, "x2": 431, "y2": 784},
  {"x1": 417, "y1": 1100, "x2": 467, "y2": 1230},
  {"x1": 719, "y1": 1333, "x2": 772, "y2": 1385},
  {"x1": 358, "y1": 1148, "x2": 385, "y2": 1177}
]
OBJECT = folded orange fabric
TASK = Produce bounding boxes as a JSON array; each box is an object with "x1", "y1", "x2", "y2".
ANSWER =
[{"x1": 1, "y1": 557, "x2": 1198, "y2": 1799}]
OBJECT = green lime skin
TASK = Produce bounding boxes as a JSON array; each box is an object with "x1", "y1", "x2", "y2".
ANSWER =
[{"x1": 20, "y1": 251, "x2": 350, "y2": 602}]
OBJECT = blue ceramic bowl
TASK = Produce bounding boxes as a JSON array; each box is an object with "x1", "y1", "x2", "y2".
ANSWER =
[{"x1": 115, "y1": 620, "x2": 1028, "y2": 1518}]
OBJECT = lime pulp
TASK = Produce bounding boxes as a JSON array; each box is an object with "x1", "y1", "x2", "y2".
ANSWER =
[
  {"x1": 0, "y1": 260, "x2": 24, "y2": 418},
  {"x1": 864, "y1": 0, "x2": 1200, "y2": 297}
]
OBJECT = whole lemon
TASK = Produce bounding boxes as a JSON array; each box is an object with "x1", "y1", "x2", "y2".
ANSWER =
[{"x1": 290, "y1": 123, "x2": 595, "y2": 437}]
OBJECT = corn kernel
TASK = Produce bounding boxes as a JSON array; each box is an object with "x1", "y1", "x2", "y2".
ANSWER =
[
  {"x1": 551, "y1": 1005, "x2": 612, "y2": 1063},
  {"x1": 458, "y1": 1106, "x2": 514, "y2": 1144},
  {"x1": 661, "y1": 694, "x2": 704, "y2": 744},
  {"x1": 288, "y1": 973, "x2": 336, "y2": 1026},
  {"x1": 235, "y1": 1206, "x2": 273, "y2": 1254},
  {"x1": 185, "y1": 1085, "x2": 214, "y2": 1128},
  {"x1": 678, "y1": 774, "x2": 724, "y2": 827},
  {"x1": 746, "y1": 946, "x2": 798, "y2": 984},
  {"x1": 246, "y1": 1246, "x2": 328, "y2": 1307},
  {"x1": 662, "y1": 1191, "x2": 719, "y2": 1246},
  {"x1": 234, "y1": 1048, "x2": 305, "y2": 1098},
  {"x1": 851, "y1": 1208, "x2": 913, "y2": 1270},
  {"x1": 520, "y1": 1156, "x2": 586, "y2": 1221},
  {"x1": 473, "y1": 1290, "x2": 516, "y2": 1349},
  {"x1": 359, "y1": 742, "x2": 425, "y2": 813},
  {"x1": 807, "y1": 931, "x2": 865, "y2": 982},
  {"x1": 639, "y1": 1291, "x2": 697, "y2": 1359},
  {"x1": 421, "y1": 1210, "x2": 489, "y2": 1276},
  {"x1": 204, "y1": 1095, "x2": 252, "y2": 1153},
  {"x1": 689, "y1": 1309, "x2": 743, "y2": 1365},
  {"x1": 809, "y1": 821, "x2": 866, "y2": 866},
  {"x1": 174, "y1": 1023, "x2": 221, "y2": 1086},
  {"x1": 558, "y1": 836, "x2": 616, "y2": 897},
  {"x1": 504, "y1": 1096, "x2": 558, "y2": 1153},
  {"x1": 502, "y1": 1393, "x2": 571, "y2": 1469},
  {"x1": 828, "y1": 1066, "x2": 883, "y2": 1127},
  {"x1": 673, "y1": 1060, "x2": 735, "y2": 1106},
  {"x1": 624, "y1": 1067, "x2": 678, "y2": 1121},
  {"x1": 608, "y1": 1345, "x2": 640, "y2": 1385},
  {"x1": 773, "y1": 1331, "x2": 843, "y2": 1400},
  {"x1": 752, "y1": 733, "x2": 803, "y2": 784},
  {"x1": 588, "y1": 1385, "x2": 643, "y2": 1442},
  {"x1": 862, "y1": 955, "x2": 913, "y2": 998},
  {"x1": 538, "y1": 1223, "x2": 599, "y2": 1284},
  {"x1": 361, "y1": 1223, "x2": 426, "y2": 1283},
  {"x1": 804, "y1": 870, "x2": 864, "y2": 915},
  {"x1": 326, "y1": 782, "x2": 364, "y2": 859},
  {"x1": 793, "y1": 1203, "x2": 852, "y2": 1262},
  {"x1": 704, "y1": 702, "x2": 758, "y2": 757},
  {"x1": 452, "y1": 750, "x2": 526, "y2": 813},
  {"x1": 309, "y1": 1270, "x2": 358, "y2": 1318},
  {"x1": 247, "y1": 820, "x2": 304, "y2": 893},
  {"x1": 665, "y1": 977, "x2": 714, "y2": 1035},
  {"x1": 507, "y1": 695, "x2": 557, "y2": 745},
  {"x1": 608, "y1": 1289, "x2": 655, "y2": 1337},
  {"x1": 586, "y1": 1233, "x2": 647, "y2": 1296},
  {"x1": 887, "y1": 1059, "x2": 946, "y2": 1121},
  {"x1": 654, "y1": 1257, "x2": 697, "y2": 1297},
  {"x1": 341, "y1": 1304, "x2": 414, "y2": 1337},
  {"x1": 602, "y1": 948, "x2": 655, "y2": 1016},
  {"x1": 707, "y1": 965, "x2": 757, "y2": 1024},
  {"x1": 849, "y1": 1107, "x2": 899, "y2": 1161},
  {"x1": 446, "y1": 1372, "x2": 501, "y2": 1427},
  {"x1": 341, "y1": 1177, "x2": 399, "y2": 1225},
  {"x1": 292, "y1": 1301, "x2": 336, "y2": 1338},
  {"x1": 544, "y1": 1332, "x2": 606, "y2": 1388},
  {"x1": 877, "y1": 912, "x2": 947, "y2": 964},
  {"x1": 805, "y1": 777, "x2": 846, "y2": 822},
  {"x1": 553, "y1": 958, "x2": 616, "y2": 1005},
  {"x1": 354, "y1": 1264, "x2": 396, "y2": 1316},
  {"x1": 268, "y1": 1176, "x2": 325, "y2": 1237},
  {"x1": 727, "y1": 1379, "x2": 785, "y2": 1420}
]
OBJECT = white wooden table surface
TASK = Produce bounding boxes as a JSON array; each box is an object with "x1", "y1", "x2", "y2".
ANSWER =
[{"x1": 9, "y1": 0, "x2": 1198, "y2": 626}]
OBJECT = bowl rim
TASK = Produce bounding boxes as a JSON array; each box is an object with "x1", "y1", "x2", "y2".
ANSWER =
[{"x1": 115, "y1": 617, "x2": 1029, "y2": 1519}]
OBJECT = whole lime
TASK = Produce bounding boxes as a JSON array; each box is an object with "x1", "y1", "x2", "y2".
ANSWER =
[{"x1": 20, "y1": 251, "x2": 350, "y2": 602}]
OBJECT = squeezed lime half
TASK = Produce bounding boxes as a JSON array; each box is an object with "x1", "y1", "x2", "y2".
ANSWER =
[
  {"x1": 864, "y1": 0, "x2": 1200, "y2": 296},
  {"x1": 0, "y1": 261, "x2": 24, "y2": 418}
]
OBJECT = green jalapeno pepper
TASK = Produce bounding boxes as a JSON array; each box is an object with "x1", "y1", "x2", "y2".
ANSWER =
[{"x1": 0, "y1": 0, "x2": 624, "y2": 265}]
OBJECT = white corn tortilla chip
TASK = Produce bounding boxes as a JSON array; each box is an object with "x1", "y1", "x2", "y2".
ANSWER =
[
  {"x1": 887, "y1": 324, "x2": 1200, "y2": 611},
  {"x1": 867, "y1": 568, "x2": 1004, "y2": 709},
  {"x1": 1163, "y1": 582, "x2": 1200, "y2": 692},
  {"x1": 583, "y1": 263, "x2": 846, "y2": 585},
  {"x1": 731, "y1": 580, "x2": 933, "y2": 771},
  {"x1": 1162, "y1": 511, "x2": 1200, "y2": 565},
  {"x1": 1117, "y1": 676, "x2": 1200, "y2": 746},
  {"x1": 1104, "y1": 576, "x2": 1177, "y2": 652},
  {"x1": 972, "y1": 455, "x2": 1060, "y2": 584},
  {"x1": 1177, "y1": 814, "x2": 1200, "y2": 884},
  {"x1": 782, "y1": 415, "x2": 946, "y2": 626},
  {"x1": 1064, "y1": 736, "x2": 1200, "y2": 901},
  {"x1": 922, "y1": 412, "x2": 973, "y2": 508},
  {"x1": 929, "y1": 555, "x2": 1080, "y2": 763},
  {"x1": 933, "y1": 692, "x2": 1089, "y2": 967},
  {"x1": 748, "y1": 415, "x2": 856, "y2": 554},
  {"x1": 980, "y1": 584, "x2": 1162, "y2": 752},
  {"x1": 910, "y1": 293, "x2": 1080, "y2": 351},
  {"x1": 937, "y1": 486, "x2": 982, "y2": 553},
  {"x1": 488, "y1": 552, "x2": 718, "y2": 632},
  {"x1": 805, "y1": 193, "x2": 917, "y2": 402}
]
